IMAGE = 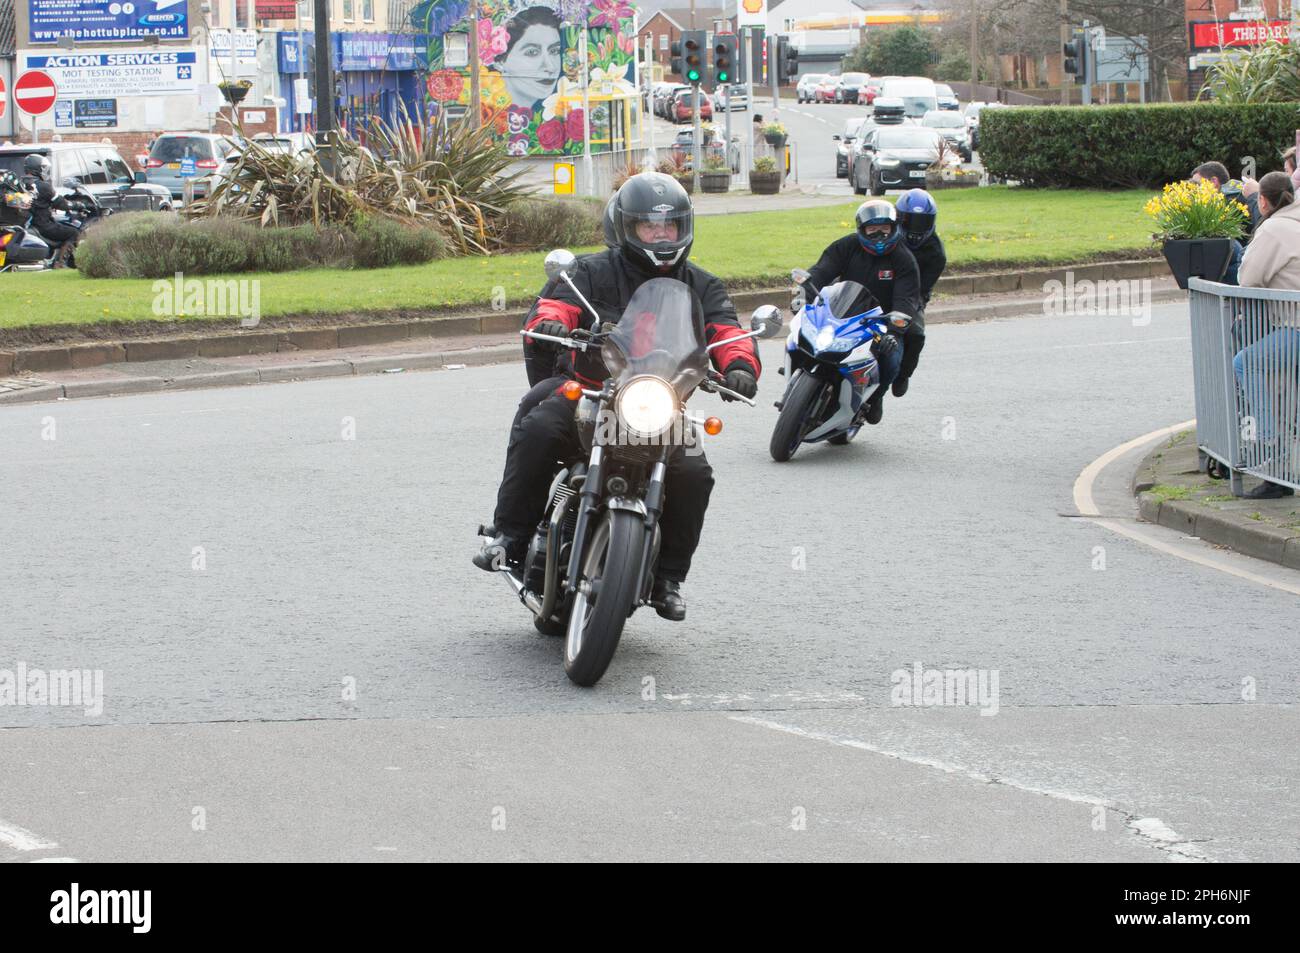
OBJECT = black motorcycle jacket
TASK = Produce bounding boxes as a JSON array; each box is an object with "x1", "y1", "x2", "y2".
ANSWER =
[
  {"x1": 909, "y1": 233, "x2": 947, "y2": 314},
  {"x1": 525, "y1": 247, "x2": 761, "y2": 387},
  {"x1": 21, "y1": 174, "x2": 70, "y2": 228},
  {"x1": 806, "y1": 235, "x2": 923, "y2": 328}
]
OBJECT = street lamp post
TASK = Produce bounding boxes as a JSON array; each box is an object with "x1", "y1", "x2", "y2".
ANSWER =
[{"x1": 313, "y1": 0, "x2": 335, "y2": 172}]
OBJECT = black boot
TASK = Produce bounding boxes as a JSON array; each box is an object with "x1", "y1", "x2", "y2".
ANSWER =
[
  {"x1": 473, "y1": 533, "x2": 524, "y2": 572},
  {"x1": 865, "y1": 394, "x2": 884, "y2": 425},
  {"x1": 891, "y1": 375, "x2": 909, "y2": 398},
  {"x1": 651, "y1": 578, "x2": 686, "y2": 621}
]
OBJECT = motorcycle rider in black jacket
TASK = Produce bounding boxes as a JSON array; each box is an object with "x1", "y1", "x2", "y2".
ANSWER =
[
  {"x1": 803, "y1": 199, "x2": 921, "y2": 423},
  {"x1": 475, "y1": 172, "x2": 761, "y2": 622},
  {"x1": 21, "y1": 155, "x2": 80, "y2": 267},
  {"x1": 891, "y1": 188, "x2": 946, "y2": 397}
]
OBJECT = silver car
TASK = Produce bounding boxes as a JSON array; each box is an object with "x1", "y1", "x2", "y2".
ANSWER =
[{"x1": 144, "y1": 132, "x2": 243, "y2": 200}]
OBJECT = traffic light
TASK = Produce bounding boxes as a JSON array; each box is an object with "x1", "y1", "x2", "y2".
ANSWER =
[
  {"x1": 681, "y1": 29, "x2": 706, "y2": 85},
  {"x1": 775, "y1": 35, "x2": 799, "y2": 84},
  {"x1": 712, "y1": 33, "x2": 737, "y2": 88},
  {"x1": 1062, "y1": 29, "x2": 1088, "y2": 79},
  {"x1": 670, "y1": 39, "x2": 684, "y2": 79}
]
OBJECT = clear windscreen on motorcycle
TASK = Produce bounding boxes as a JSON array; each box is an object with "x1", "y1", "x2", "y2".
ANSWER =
[
  {"x1": 602, "y1": 278, "x2": 709, "y2": 396},
  {"x1": 817, "y1": 281, "x2": 880, "y2": 321}
]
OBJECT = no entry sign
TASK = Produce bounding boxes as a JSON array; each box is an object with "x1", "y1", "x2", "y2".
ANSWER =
[
  {"x1": 0, "y1": 75, "x2": 7, "y2": 121},
  {"x1": 14, "y1": 70, "x2": 59, "y2": 118}
]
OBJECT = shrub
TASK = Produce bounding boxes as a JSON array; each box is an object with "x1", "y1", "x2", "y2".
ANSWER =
[
  {"x1": 497, "y1": 197, "x2": 604, "y2": 251},
  {"x1": 75, "y1": 213, "x2": 448, "y2": 278},
  {"x1": 980, "y1": 102, "x2": 1300, "y2": 189}
]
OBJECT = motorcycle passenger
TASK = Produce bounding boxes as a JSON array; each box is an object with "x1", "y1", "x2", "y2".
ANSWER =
[
  {"x1": 892, "y1": 188, "x2": 946, "y2": 397},
  {"x1": 802, "y1": 199, "x2": 921, "y2": 423},
  {"x1": 475, "y1": 172, "x2": 761, "y2": 622},
  {"x1": 21, "y1": 155, "x2": 80, "y2": 267}
]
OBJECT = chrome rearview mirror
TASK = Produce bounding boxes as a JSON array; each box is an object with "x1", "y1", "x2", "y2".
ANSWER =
[
  {"x1": 751, "y1": 305, "x2": 784, "y2": 338},
  {"x1": 790, "y1": 267, "x2": 811, "y2": 284},
  {"x1": 544, "y1": 248, "x2": 577, "y2": 282}
]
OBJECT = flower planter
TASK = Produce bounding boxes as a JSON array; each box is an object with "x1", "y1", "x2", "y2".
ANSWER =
[
  {"x1": 750, "y1": 171, "x2": 781, "y2": 195},
  {"x1": 764, "y1": 133, "x2": 787, "y2": 148},
  {"x1": 220, "y1": 85, "x2": 251, "y2": 105},
  {"x1": 927, "y1": 175, "x2": 980, "y2": 190},
  {"x1": 1161, "y1": 238, "x2": 1233, "y2": 290},
  {"x1": 674, "y1": 174, "x2": 696, "y2": 195},
  {"x1": 700, "y1": 171, "x2": 731, "y2": 193}
]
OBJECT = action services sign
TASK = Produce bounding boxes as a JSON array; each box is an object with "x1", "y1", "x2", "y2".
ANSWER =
[
  {"x1": 17, "y1": 49, "x2": 200, "y2": 98},
  {"x1": 27, "y1": 0, "x2": 191, "y2": 45}
]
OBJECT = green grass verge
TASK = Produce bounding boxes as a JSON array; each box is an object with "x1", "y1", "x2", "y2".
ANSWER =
[
  {"x1": 2, "y1": 186, "x2": 1158, "y2": 331},
  {"x1": 1147, "y1": 484, "x2": 1194, "y2": 503}
]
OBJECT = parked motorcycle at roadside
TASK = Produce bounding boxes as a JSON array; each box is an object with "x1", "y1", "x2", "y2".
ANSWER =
[
  {"x1": 478, "y1": 249, "x2": 784, "y2": 687},
  {"x1": 769, "y1": 268, "x2": 909, "y2": 462}
]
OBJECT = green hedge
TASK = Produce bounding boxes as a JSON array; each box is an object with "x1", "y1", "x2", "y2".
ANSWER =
[{"x1": 980, "y1": 102, "x2": 1300, "y2": 189}]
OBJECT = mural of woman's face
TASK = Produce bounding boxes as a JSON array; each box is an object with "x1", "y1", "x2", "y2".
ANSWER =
[{"x1": 499, "y1": 21, "x2": 562, "y2": 106}]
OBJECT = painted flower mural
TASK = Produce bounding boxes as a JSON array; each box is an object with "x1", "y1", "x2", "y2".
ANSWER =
[{"x1": 410, "y1": 0, "x2": 637, "y2": 157}]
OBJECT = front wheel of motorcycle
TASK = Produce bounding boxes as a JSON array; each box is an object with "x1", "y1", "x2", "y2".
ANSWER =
[
  {"x1": 563, "y1": 509, "x2": 645, "y2": 687},
  {"x1": 769, "y1": 371, "x2": 823, "y2": 462}
]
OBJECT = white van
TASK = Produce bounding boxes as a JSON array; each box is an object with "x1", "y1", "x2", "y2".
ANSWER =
[{"x1": 879, "y1": 78, "x2": 939, "y2": 120}]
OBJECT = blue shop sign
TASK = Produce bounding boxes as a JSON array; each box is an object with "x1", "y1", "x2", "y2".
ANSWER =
[
  {"x1": 28, "y1": 0, "x2": 190, "y2": 44},
  {"x1": 278, "y1": 32, "x2": 428, "y2": 73}
]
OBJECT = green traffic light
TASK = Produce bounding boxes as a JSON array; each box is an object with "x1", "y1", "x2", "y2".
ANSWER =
[
  {"x1": 688, "y1": 69, "x2": 700, "y2": 81},
  {"x1": 718, "y1": 71, "x2": 729, "y2": 82}
]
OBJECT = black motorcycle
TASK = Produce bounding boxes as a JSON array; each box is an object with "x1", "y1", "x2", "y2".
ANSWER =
[
  {"x1": 0, "y1": 176, "x2": 108, "y2": 271},
  {"x1": 479, "y1": 249, "x2": 784, "y2": 686}
]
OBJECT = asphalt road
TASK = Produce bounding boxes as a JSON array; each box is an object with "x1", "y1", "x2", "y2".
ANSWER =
[{"x1": 2, "y1": 299, "x2": 1298, "y2": 862}]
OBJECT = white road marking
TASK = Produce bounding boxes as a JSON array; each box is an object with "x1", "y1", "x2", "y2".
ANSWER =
[
  {"x1": 1073, "y1": 421, "x2": 1300, "y2": 597},
  {"x1": 0, "y1": 819, "x2": 59, "y2": 852},
  {"x1": 729, "y1": 714, "x2": 1211, "y2": 861},
  {"x1": 30, "y1": 856, "x2": 80, "y2": 863}
]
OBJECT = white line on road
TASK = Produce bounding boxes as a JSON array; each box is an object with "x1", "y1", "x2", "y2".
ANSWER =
[
  {"x1": 0, "y1": 818, "x2": 59, "y2": 852},
  {"x1": 729, "y1": 714, "x2": 1211, "y2": 862},
  {"x1": 1073, "y1": 420, "x2": 1300, "y2": 597}
]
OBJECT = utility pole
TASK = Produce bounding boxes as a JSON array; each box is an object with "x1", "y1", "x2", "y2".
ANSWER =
[
  {"x1": 1059, "y1": 0, "x2": 1069, "y2": 105},
  {"x1": 468, "y1": 0, "x2": 481, "y2": 127},
  {"x1": 969, "y1": 0, "x2": 977, "y2": 91},
  {"x1": 312, "y1": 0, "x2": 334, "y2": 172}
]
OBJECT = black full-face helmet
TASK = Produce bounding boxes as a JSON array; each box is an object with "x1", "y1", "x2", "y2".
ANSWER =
[
  {"x1": 23, "y1": 154, "x2": 51, "y2": 180},
  {"x1": 612, "y1": 171, "x2": 695, "y2": 274},
  {"x1": 602, "y1": 193, "x2": 617, "y2": 248}
]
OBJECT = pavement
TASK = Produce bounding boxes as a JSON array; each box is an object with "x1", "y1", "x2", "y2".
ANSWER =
[
  {"x1": 2, "y1": 295, "x2": 1298, "y2": 862},
  {"x1": 1134, "y1": 432, "x2": 1300, "y2": 569}
]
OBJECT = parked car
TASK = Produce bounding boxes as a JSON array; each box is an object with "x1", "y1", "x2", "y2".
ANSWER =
[
  {"x1": 833, "y1": 117, "x2": 868, "y2": 178},
  {"x1": 935, "y1": 84, "x2": 960, "y2": 111},
  {"x1": 797, "y1": 73, "x2": 827, "y2": 103},
  {"x1": 144, "y1": 132, "x2": 243, "y2": 201},
  {"x1": 713, "y1": 84, "x2": 749, "y2": 112},
  {"x1": 656, "y1": 83, "x2": 689, "y2": 119},
  {"x1": 250, "y1": 132, "x2": 315, "y2": 156},
  {"x1": 672, "y1": 88, "x2": 713, "y2": 123},
  {"x1": 860, "y1": 80, "x2": 883, "y2": 105},
  {"x1": 922, "y1": 109, "x2": 971, "y2": 161},
  {"x1": 878, "y1": 77, "x2": 939, "y2": 120},
  {"x1": 0, "y1": 142, "x2": 173, "y2": 213},
  {"x1": 834, "y1": 72, "x2": 872, "y2": 104},
  {"x1": 814, "y1": 76, "x2": 840, "y2": 103},
  {"x1": 851, "y1": 125, "x2": 944, "y2": 196}
]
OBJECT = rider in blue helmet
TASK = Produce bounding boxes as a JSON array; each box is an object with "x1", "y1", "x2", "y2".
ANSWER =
[
  {"x1": 892, "y1": 188, "x2": 947, "y2": 397},
  {"x1": 802, "y1": 199, "x2": 921, "y2": 424}
]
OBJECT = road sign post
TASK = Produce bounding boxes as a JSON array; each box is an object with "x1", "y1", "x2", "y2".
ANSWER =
[{"x1": 14, "y1": 69, "x2": 58, "y2": 145}]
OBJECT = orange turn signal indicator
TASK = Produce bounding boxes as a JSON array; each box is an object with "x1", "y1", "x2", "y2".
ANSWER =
[
  {"x1": 561, "y1": 380, "x2": 583, "y2": 401},
  {"x1": 703, "y1": 416, "x2": 723, "y2": 435}
]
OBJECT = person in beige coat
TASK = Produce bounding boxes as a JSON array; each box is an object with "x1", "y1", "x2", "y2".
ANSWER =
[{"x1": 1235, "y1": 171, "x2": 1300, "y2": 498}]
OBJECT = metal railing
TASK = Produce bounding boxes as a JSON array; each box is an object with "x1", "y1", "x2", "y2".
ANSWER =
[{"x1": 1188, "y1": 277, "x2": 1300, "y2": 495}]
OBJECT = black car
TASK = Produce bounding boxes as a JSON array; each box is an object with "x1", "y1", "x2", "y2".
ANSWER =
[
  {"x1": 833, "y1": 117, "x2": 869, "y2": 178},
  {"x1": 851, "y1": 126, "x2": 943, "y2": 196},
  {"x1": 0, "y1": 143, "x2": 174, "y2": 214},
  {"x1": 834, "y1": 73, "x2": 871, "y2": 104}
]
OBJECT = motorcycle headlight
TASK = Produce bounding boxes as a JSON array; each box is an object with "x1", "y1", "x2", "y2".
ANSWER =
[
  {"x1": 616, "y1": 376, "x2": 678, "y2": 439},
  {"x1": 815, "y1": 326, "x2": 836, "y2": 351}
]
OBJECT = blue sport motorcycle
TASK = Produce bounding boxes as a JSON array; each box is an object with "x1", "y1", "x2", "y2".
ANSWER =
[{"x1": 769, "y1": 272, "x2": 908, "y2": 462}]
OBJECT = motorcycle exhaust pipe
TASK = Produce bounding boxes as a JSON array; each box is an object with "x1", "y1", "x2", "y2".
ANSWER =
[{"x1": 498, "y1": 568, "x2": 544, "y2": 616}]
